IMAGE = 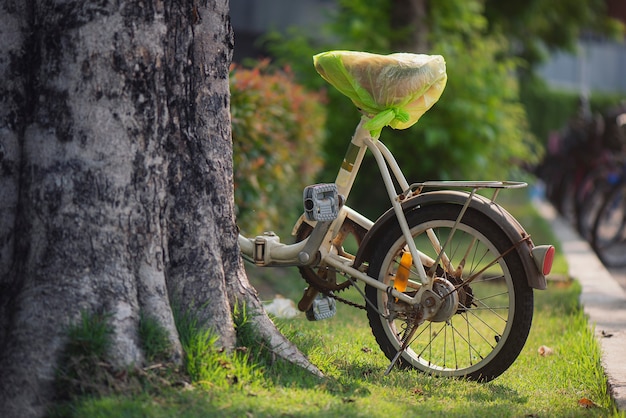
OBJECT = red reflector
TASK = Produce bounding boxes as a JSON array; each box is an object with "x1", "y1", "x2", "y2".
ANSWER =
[{"x1": 542, "y1": 246, "x2": 555, "y2": 275}]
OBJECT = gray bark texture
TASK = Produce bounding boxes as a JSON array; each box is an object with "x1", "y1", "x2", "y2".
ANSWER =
[
  {"x1": 0, "y1": 1, "x2": 320, "y2": 417},
  {"x1": 391, "y1": 0, "x2": 429, "y2": 52}
]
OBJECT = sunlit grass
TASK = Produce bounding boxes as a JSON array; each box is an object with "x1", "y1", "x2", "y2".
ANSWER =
[
  {"x1": 57, "y1": 192, "x2": 621, "y2": 417},
  {"x1": 62, "y1": 278, "x2": 622, "y2": 418}
]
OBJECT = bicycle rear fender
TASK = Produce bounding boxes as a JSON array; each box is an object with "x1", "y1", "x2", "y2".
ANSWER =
[{"x1": 352, "y1": 190, "x2": 548, "y2": 290}]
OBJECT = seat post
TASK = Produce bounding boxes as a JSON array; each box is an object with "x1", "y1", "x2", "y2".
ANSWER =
[{"x1": 334, "y1": 117, "x2": 371, "y2": 200}]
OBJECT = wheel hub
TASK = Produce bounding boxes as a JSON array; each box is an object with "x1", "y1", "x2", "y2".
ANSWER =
[{"x1": 423, "y1": 278, "x2": 459, "y2": 322}]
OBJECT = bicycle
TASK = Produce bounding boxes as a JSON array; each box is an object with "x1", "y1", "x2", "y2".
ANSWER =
[
  {"x1": 576, "y1": 157, "x2": 624, "y2": 241},
  {"x1": 587, "y1": 107, "x2": 626, "y2": 266},
  {"x1": 592, "y1": 180, "x2": 626, "y2": 267},
  {"x1": 238, "y1": 51, "x2": 555, "y2": 382}
]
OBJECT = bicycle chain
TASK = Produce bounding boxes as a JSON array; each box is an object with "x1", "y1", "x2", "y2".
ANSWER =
[
  {"x1": 302, "y1": 268, "x2": 367, "y2": 310},
  {"x1": 326, "y1": 288, "x2": 366, "y2": 311}
]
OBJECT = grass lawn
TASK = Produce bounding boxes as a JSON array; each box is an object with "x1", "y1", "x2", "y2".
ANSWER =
[
  {"x1": 59, "y1": 280, "x2": 620, "y2": 417},
  {"x1": 52, "y1": 188, "x2": 624, "y2": 417}
]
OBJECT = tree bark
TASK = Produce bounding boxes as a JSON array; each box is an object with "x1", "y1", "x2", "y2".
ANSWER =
[
  {"x1": 0, "y1": 1, "x2": 320, "y2": 417},
  {"x1": 0, "y1": 1, "x2": 24, "y2": 341},
  {"x1": 391, "y1": 0, "x2": 429, "y2": 53}
]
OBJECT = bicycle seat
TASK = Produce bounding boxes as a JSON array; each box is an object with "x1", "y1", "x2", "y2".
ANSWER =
[{"x1": 313, "y1": 50, "x2": 447, "y2": 136}]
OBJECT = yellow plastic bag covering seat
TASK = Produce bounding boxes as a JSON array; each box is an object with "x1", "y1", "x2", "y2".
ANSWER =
[{"x1": 313, "y1": 50, "x2": 447, "y2": 137}]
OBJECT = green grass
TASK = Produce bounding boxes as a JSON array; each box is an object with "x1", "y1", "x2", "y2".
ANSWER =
[
  {"x1": 55, "y1": 189, "x2": 622, "y2": 417},
  {"x1": 139, "y1": 313, "x2": 174, "y2": 363},
  {"x1": 62, "y1": 281, "x2": 620, "y2": 417}
]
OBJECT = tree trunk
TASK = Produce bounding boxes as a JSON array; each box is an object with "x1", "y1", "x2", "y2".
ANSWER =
[
  {"x1": 391, "y1": 0, "x2": 429, "y2": 52},
  {"x1": 0, "y1": 1, "x2": 320, "y2": 416}
]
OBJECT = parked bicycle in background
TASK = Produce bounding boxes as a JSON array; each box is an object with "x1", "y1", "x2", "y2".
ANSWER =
[{"x1": 536, "y1": 99, "x2": 626, "y2": 266}]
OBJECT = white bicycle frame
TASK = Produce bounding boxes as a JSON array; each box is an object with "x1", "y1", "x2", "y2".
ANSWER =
[{"x1": 238, "y1": 116, "x2": 527, "y2": 306}]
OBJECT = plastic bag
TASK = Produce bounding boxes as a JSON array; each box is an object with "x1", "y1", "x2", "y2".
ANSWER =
[
  {"x1": 263, "y1": 295, "x2": 299, "y2": 319},
  {"x1": 313, "y1": 50, "x2": 447, "y2": 137}
]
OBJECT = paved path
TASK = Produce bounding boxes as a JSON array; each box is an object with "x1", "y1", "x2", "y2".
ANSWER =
[
  {"x1": 609, "y1": 267, "x2": 626, "y2": 291},
  {"x1": 537, "y1": 200, "x2": 626, "y2": 411}
]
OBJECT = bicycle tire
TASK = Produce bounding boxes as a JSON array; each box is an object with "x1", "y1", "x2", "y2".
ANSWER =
[
  {"x1": 592, "y1": 182, "x2": 626, "y2": 267},
  {"x1": 577, "y1": 182, "x2": 615, "y2": 241},
  {"x1": 575, "y1": 164, "x2": 622, "y2": 241},
  {"x1": 365, "y1": 203, "x2": 534, "y2": 382}
]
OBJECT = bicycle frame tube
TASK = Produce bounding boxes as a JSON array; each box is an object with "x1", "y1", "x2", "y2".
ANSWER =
[
  {"x1": 327, "y1": 117, "x2": 438, "y2": 290},
  {"x1": 368, "y1": 135, "x2": 452, "y2": 275},
  {"x1": 334, "y1": 118, "x2": 370, "y2": 199},
  {"x1": 361, "y1": 135, "x2": 434, "y2": 290},
  {"x1": 237, "y1": 118, "x2": 372, "y2": 266},
  {"x1": 239, "y1": 116, "x2": 442, "y2": 295}
]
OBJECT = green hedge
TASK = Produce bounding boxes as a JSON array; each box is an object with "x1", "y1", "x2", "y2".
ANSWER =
[{"x1": 230, "y1": 62, "x2": 326, "y2": 237}]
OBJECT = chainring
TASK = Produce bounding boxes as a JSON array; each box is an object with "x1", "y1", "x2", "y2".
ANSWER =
[
  {"x1": 295, "y1": 219, "x2": 475, "y2": 314},
  {"x1": 295, "y1": 219, "x2": 367, "y2": 293}
]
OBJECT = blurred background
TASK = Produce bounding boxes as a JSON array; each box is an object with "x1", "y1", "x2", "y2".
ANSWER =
[
  {"x1": 231, "y1": 1, "x2": 626, "y2": 93},
  {"x1": 228, "y1": 0, "x2": 626, "y2": 245}
]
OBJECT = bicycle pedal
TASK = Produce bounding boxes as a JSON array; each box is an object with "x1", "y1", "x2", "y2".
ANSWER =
[
  {"x1": 303, "y1": 183, "x2": 340, "y2": 222},
  {"x1": 305, "y1": 294, "x2": 337, "y2": 321}
]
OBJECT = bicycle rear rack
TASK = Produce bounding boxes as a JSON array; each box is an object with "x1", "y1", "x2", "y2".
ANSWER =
[{"x1": 405, "y1": 181, "x2": 527, "y2": 203}]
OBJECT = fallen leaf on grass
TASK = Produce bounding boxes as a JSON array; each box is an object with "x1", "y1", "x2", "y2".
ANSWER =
[
  {"x1": 537, "y1": 345, "x2": 554, "y2": 356},
  {"x1": 412, "y1": 387, "x2": 424, "y2": 395},
  {"x1": 578, "y1": 397, "x2": 598, "y2": 408}
]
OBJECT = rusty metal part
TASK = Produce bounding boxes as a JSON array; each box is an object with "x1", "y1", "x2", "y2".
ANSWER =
[{"x1": 295, "y1": 219, "x2": 367, "y2": 293}]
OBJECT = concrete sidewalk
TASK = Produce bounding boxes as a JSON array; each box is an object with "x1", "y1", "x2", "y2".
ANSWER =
[{"x1": 536, "y1": 199, "x2": 626, "y2": 411}]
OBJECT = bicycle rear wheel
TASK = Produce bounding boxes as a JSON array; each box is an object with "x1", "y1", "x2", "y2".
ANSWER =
[
  {"x1": 365, "y1": 203, "x2": 534, "y2": 382},
  {"x1": 575, "y1": 165, "x2": 621, "y2": 240},
  {"x1": 592, "y1": 182, "x2": 626, "y2": 267},
  {"x1": 577, "y1": 181, "x2": 615, "y2": 241}
]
